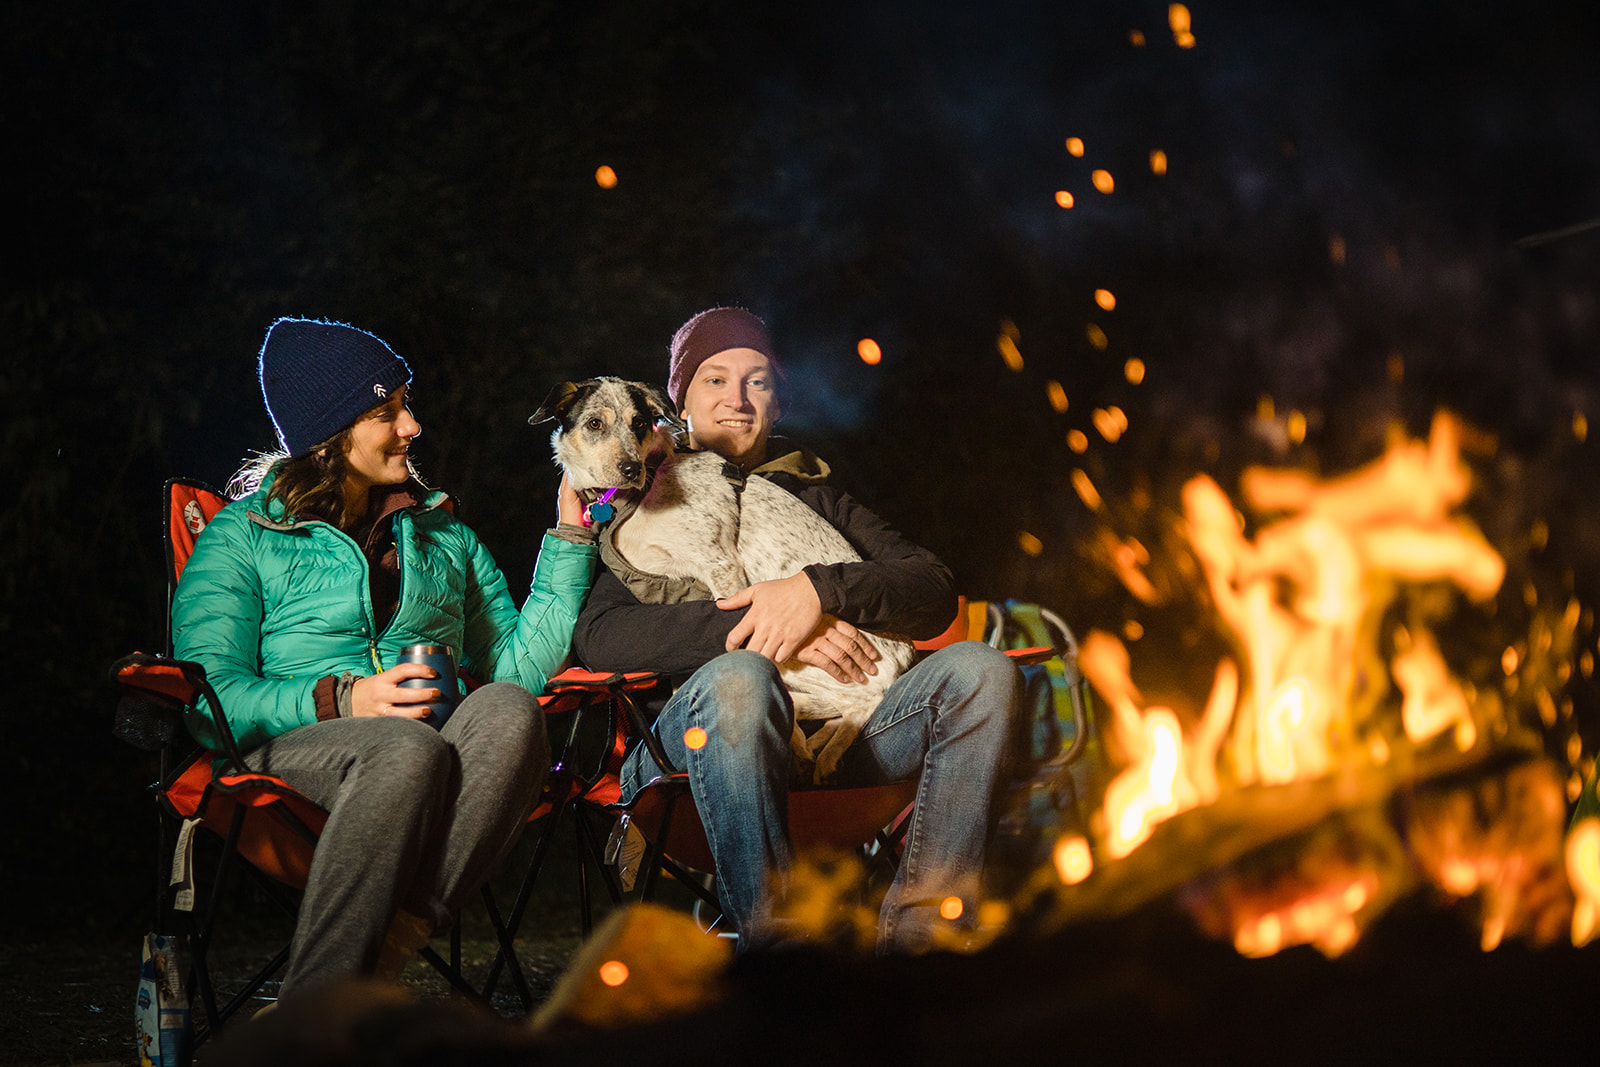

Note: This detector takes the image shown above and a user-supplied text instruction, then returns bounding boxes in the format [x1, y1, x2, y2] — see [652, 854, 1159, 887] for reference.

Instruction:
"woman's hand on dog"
[556, 473, 585, 527]
[350, 663, 439, 718]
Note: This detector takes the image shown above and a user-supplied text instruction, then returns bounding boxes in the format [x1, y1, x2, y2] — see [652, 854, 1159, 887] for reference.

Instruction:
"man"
[573, 306, 1021, 952]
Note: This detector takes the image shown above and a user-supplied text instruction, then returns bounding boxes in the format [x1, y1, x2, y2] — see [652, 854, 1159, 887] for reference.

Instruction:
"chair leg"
[575, 805, 626, 906]
[418, 947, 488, 1004]
[187, 804, 251, 1036]
[210, 942, 289, 1028]
[478, 883, 533, 1011]
[575, 805, 594, 938]
[181, 907, 224, 1045]
[480, 805, 564, 1003]
[637, 791, 680, 901]
[656, 853, 720, 912]
[572, 803, 626, 937]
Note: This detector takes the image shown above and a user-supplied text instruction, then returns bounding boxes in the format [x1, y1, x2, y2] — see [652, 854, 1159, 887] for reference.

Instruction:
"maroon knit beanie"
[667, 307, 784, 409]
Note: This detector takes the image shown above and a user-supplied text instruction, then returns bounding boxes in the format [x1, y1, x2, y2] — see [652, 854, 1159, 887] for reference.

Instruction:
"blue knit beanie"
[258, 318, 413, 457]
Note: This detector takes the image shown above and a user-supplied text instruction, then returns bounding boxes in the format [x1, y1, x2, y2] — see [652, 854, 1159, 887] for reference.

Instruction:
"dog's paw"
[789, 720, 817, 782]
[806, 714, 867, 784]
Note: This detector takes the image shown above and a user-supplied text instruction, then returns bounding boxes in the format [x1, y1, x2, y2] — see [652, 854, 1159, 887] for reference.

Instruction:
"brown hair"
[227, 426, 426, 533]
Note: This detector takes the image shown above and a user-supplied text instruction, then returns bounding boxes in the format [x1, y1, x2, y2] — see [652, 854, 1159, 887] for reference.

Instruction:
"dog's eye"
[585, 416, 604, 432]
[631, 416, 650, 436]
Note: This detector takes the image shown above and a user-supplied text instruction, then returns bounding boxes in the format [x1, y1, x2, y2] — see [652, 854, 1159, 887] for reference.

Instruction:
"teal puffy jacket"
[171, 481, 595, 752]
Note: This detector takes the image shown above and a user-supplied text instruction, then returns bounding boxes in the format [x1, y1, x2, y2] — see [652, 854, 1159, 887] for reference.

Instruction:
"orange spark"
[599, 960, 629, 986]
[1086, 323, 1108, 350]
[684, 726, 708, 750]
[1066, 429, 1089, 454]
[1046, 380, 1069, 413]
[1150, 149, 1168, 174]
[594, 165, 618, 189]
[940, 896, 965, 920]
[1053, 836, 1094, 885]
[1018, 531, 1044, 557]
[1092, 169, 1115, 194]
[857, 338, 882, 365]
[1124, 358, 1146, 384]
[997, 334, 1024, 371]
[1065, 137, 1085, 157]
[1071, 469, 1102, 511]
[1055, 190, 1076, 209]
[1094, 288, 1116, 311]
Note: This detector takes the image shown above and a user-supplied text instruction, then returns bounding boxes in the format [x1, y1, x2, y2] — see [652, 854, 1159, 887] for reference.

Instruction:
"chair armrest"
[542, 667, 678, 779]
[108, 652, 251, 772]
[110, 651, 202, 706]
[1004, 646, 1057, 666]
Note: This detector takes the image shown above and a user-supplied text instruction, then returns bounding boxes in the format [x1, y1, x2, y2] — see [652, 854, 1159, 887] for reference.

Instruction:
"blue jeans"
[618, 641, 1020, 952]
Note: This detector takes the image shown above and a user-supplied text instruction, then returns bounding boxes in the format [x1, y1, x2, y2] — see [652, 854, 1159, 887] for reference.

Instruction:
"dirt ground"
[11, 842, 1600, 1066]
[1, 828, 650, 1066]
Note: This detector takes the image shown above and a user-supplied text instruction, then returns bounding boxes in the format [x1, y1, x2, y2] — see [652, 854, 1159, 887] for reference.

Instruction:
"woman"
[172, 317, 594, 998]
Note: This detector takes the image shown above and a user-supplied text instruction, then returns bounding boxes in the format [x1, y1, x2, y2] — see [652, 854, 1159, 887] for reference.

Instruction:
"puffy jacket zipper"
[367, 512, 409, 671]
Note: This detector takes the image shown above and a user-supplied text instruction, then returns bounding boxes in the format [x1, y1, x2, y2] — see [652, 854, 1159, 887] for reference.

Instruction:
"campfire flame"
[1066, 411, 1587, 957]
[1566, 817, 1600, 946]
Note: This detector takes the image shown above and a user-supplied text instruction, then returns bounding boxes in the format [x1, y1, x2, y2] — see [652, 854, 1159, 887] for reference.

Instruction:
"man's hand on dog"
[719, 574, 879, 683]
[795, 617, 879, 683]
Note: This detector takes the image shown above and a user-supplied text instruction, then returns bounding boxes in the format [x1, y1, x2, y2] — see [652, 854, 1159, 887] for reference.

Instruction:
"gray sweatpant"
[242, 682, 548, 998]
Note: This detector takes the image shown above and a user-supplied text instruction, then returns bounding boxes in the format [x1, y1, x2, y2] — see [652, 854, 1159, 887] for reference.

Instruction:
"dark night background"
[6, 0, 1600, 1003]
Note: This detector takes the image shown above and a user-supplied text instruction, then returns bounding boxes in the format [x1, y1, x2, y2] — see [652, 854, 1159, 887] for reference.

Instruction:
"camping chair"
[474, 665, 667, 1001]
[109, 478, 541, 1045]
[473, 663, 915, 954]
[516, 597, 1063, 947]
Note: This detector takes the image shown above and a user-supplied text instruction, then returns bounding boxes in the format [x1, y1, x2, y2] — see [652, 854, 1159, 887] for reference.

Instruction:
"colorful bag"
[135, 933, 189, 1067]
[984, 599, 1091, 768]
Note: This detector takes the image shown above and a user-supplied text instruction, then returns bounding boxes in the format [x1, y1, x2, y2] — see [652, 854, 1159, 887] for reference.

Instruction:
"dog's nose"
[618, 460, 641, 483]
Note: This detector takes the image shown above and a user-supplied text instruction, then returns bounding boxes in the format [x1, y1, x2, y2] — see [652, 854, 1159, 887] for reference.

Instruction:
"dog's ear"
[642, 383, 686, 433]
[529, 382, 582, 426]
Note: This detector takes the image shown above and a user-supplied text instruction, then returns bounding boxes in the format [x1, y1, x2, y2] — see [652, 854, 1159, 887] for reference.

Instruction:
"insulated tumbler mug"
[396, 644, 459, 728]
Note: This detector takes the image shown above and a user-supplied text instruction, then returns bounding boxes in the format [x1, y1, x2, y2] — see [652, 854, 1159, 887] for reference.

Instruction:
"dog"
[531, 377, 916, 782]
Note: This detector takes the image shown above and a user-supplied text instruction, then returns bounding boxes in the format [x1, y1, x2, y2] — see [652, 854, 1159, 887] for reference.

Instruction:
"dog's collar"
[580, 452, 670, 527]
[581, 487, 619, 527]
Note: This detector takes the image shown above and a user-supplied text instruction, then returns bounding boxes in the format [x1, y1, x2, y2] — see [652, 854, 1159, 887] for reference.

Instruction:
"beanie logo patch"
[373, 383, 389, 397]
